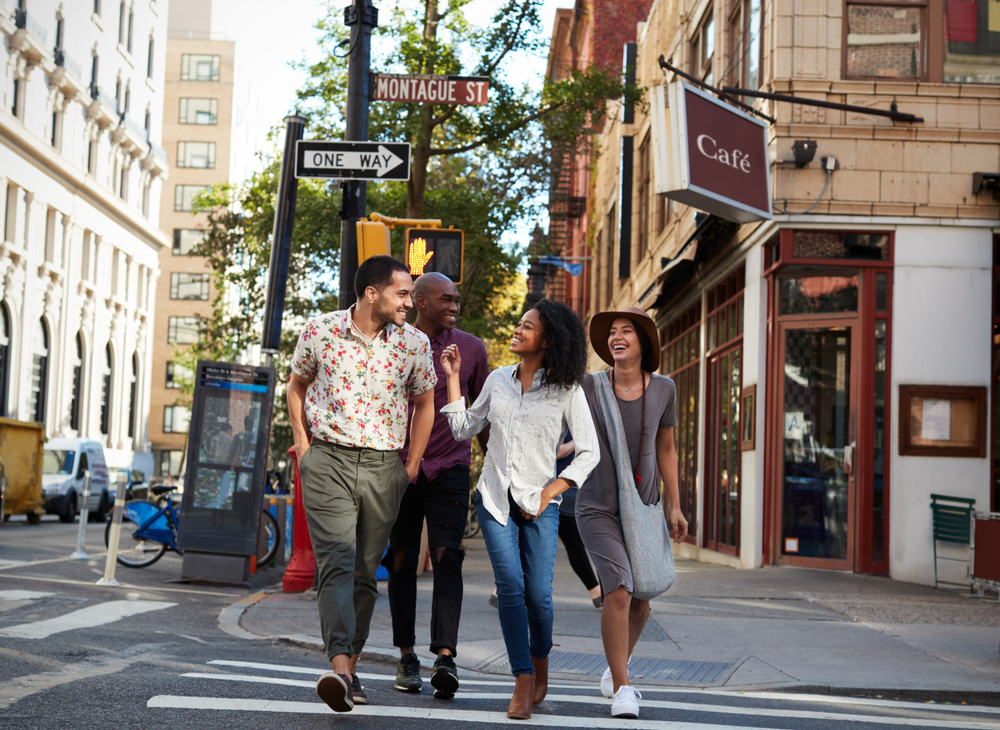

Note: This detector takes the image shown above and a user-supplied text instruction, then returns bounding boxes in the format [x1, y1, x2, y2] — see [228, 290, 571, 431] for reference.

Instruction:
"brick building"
[552, 0, 999, 585]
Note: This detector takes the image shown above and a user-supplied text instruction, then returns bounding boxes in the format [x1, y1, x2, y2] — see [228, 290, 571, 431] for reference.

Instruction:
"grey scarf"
[593, 370, 675, 601]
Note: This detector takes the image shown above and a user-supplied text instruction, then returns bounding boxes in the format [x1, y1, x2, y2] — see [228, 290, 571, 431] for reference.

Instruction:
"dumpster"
[0, 418, 45, 524]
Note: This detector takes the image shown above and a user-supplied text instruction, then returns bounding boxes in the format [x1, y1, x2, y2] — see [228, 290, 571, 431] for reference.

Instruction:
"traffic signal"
[404, 227, 464, 284]
[356, 220, 391, 263]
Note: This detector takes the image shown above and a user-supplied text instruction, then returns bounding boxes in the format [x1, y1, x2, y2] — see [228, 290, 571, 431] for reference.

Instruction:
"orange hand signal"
[408, 237, 434, 275]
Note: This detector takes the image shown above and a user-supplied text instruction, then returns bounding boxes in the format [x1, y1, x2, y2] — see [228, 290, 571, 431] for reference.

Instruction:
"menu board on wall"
[899, 385, 986, 457]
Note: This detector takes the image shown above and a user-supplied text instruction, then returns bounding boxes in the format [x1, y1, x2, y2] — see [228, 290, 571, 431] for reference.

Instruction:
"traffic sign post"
[295, 141, 410, 182]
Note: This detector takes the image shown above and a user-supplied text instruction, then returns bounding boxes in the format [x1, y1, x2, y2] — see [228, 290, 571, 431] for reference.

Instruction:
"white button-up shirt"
[440, 364, 599, 525]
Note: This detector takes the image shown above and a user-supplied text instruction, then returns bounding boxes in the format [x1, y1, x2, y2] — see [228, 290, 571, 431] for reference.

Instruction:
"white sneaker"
[600, 656, 632, 699]
[611, 685, 641, 719]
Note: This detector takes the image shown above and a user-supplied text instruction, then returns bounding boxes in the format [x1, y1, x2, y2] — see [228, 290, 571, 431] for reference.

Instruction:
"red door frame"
[762, 230, 894, 574]
[704, 340, 743, 556]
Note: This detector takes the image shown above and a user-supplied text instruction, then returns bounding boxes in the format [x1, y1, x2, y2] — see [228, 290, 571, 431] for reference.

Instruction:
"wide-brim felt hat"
[590, 306, 661, 372]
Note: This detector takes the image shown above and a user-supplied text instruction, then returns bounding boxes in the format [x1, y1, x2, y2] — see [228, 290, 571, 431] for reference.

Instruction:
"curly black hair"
[533, 299, 588, 389]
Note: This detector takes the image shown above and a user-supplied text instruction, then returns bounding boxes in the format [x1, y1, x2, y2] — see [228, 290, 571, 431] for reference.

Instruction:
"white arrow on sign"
[301, 145, 405, 177]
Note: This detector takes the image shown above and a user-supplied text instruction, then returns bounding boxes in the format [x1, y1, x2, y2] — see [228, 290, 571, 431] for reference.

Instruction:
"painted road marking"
[202, 661, 1000, 716]
[149, 695, 1000, 729]
[0, 600, 175, 639]
[178, 673, 1000, 730]
[0, 590, 54, 601]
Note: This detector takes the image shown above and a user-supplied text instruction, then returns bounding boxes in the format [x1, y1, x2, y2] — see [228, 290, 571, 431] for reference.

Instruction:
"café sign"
[650, 81, 772, 223]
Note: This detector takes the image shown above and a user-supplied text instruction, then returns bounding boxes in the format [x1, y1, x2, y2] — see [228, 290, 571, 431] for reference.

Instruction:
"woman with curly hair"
[440, 299, 599, 720]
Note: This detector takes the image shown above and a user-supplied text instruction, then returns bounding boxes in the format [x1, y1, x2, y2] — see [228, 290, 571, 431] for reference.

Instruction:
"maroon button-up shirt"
[399, 327, 489, 482]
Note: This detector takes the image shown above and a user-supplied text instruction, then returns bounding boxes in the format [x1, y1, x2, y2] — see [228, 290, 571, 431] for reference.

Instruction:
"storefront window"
[780, 275, 859, 315]
[663, 301, 702, 540]
[944, 0, 1000, 84]
[872, 320, 887, 562]
[705, 267, 745, 555]
[792, 231, 888, 261]
[993, 236, 1000, 511]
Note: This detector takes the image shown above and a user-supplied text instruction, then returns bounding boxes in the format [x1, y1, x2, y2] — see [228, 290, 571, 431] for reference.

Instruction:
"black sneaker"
[316, 672, 353, 713]
[394, 652, 423, 693]
[350, 673, 367, 705]
[430, 654, 459, 699]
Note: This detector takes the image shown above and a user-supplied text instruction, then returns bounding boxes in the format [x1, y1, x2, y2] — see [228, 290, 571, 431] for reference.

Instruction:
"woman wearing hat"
[576, 307, 689, 719]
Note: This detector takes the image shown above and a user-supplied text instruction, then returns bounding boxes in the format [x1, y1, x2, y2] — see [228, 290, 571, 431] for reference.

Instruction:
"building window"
[28, 319, 49, 424]
[728, 0, 761, 88]
[50, 109, 62, 149]
[691, 8, 715, 84]
[94, 0, 101, 15]
[118, 1, 126, 45]
[147, 36, 154, 79]
[173, 228, 206, 255]
[100, 344, 112, 436]
[845, 1, 922, 79]
[119, 165, 128, 201]
[55, 16, 64, 52]
[127, 353, 137, 439]
[178, 98, 218, 125]
[166, 361, 192, 389]
[180, 54, 221, 81]
[126, 6, 134, 53]
[170, 272, 210, 300]
[176, 141, 216, 169]
[945, 0, 1000, 83]
[167, 316, 202, 344]
[70, 332, 84, 432]
[704, 266, 745, 556]
[0, 305, 10, 418]
[158, 449, 183, 477]
[90, 53, 99, 87]
[174, 185, 210, 212]
[87, 139, 97, 175]
[11, 78, 22, 119]
[663, 301, 702, 541]
[637, 135, 650, 260]
[163, 405, 191, 434]
[604, 206, 616, 308]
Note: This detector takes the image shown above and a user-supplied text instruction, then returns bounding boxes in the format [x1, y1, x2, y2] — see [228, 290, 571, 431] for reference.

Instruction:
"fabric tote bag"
[593, 371, 675, 601]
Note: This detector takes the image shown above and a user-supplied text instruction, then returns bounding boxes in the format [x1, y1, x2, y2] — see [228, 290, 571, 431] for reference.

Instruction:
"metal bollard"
[70, 470, 92, 559]
[97, 474, 127, 586]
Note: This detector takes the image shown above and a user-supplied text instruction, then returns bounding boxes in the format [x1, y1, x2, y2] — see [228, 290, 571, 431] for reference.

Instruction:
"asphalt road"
[2, 516, 999, 730]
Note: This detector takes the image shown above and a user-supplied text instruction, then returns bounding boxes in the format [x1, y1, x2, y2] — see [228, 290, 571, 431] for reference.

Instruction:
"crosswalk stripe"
[0, 600, 175, 639]
[178, 673, 1000, 730]
[0, 590, 54, 600]
[145, 694, 829, 729]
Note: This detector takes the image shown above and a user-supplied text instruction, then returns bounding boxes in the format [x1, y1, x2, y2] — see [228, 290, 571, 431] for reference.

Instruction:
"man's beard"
[373, 298, 402, 327]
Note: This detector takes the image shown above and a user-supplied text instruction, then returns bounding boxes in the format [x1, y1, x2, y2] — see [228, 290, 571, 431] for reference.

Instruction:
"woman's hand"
[667, 505, 689, 543]
[441, 344, 462, 377]
[520, 480, 568, 520]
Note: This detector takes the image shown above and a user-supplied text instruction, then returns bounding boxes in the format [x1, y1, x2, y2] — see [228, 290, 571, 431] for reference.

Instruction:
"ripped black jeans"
[383, 465, 469, 656]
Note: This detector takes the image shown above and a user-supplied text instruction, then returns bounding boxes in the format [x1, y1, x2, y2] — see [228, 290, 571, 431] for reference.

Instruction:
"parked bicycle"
[103, 484, 280, 568]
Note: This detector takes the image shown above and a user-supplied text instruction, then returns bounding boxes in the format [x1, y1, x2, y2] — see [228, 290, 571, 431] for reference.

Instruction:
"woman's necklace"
[610, 368, 647, 483]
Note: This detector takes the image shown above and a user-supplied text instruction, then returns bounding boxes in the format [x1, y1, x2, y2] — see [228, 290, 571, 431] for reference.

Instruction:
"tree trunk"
[406, 0, 439, 220]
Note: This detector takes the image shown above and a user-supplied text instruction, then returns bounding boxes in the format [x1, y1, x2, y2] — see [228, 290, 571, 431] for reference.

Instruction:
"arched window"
[0, 305, 10, 418]
[127, 352, 138, 439]
[28, 319, 49, 424]
[69, 333, 84, 431]
[100, 344, 112, 436]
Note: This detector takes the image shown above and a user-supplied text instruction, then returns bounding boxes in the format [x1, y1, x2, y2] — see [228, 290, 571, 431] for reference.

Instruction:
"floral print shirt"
[291, 307, 437, 450]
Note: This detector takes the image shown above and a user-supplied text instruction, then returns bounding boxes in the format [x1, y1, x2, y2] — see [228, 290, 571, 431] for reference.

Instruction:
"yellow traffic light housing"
[356, 220, 391, 263]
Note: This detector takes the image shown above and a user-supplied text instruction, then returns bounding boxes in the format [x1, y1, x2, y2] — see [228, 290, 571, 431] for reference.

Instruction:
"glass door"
[776, 320, 859, 570]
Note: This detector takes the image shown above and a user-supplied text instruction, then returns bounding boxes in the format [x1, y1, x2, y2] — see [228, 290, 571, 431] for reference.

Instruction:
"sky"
[218, 0, 573, 169]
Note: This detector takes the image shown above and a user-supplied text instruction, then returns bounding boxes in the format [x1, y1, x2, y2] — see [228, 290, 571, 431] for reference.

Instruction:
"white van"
[42, 439, 110, 523]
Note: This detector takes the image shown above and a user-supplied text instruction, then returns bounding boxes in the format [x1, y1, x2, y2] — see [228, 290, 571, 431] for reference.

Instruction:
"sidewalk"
[239, 533, 1000, 698]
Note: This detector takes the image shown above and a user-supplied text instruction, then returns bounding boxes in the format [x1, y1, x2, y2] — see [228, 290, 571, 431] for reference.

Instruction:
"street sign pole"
[261, 114, 306, 367]
[339, 0, 378, 311]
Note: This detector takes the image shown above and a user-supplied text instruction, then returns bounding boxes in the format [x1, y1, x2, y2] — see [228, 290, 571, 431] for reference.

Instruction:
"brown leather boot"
[531, 656, 548, 706]
[506, 673, 535, 720]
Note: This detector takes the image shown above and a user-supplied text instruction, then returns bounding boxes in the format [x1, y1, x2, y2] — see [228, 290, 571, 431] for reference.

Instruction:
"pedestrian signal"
[405, 228, 463, 284]
[356, 221, 391, 263]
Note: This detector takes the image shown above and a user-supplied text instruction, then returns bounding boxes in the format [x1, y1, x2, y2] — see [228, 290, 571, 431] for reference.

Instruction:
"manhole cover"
[494, 652, 733, 685]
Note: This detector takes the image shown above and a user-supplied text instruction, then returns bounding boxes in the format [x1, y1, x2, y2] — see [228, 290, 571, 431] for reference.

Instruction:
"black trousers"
[558, 512, 600, 591]
[383, 465, 469, 656]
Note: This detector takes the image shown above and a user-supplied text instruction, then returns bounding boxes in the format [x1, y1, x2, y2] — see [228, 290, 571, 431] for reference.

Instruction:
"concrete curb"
[217, 590, 276, 640]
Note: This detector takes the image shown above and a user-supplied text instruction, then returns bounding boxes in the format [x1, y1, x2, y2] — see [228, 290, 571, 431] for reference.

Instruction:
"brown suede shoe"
[531, 657, 548, 706]
[506, 673, 535, 720]
[316, 672, 353, 713]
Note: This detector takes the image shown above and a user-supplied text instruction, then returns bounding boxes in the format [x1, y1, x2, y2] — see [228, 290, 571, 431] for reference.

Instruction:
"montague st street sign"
[294, 140, 411, 182]
[373, 74, 490, 105]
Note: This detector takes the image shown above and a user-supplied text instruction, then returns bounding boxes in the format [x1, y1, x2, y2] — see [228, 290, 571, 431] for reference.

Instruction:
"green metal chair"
[930, 494, 975, 589]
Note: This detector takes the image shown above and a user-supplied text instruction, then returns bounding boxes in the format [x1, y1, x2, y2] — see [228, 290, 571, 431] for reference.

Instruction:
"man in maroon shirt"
[383, 272, 489, 700]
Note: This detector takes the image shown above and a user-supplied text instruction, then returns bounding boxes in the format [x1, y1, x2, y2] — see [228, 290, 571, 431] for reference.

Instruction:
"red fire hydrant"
[282, 445, 315, 592]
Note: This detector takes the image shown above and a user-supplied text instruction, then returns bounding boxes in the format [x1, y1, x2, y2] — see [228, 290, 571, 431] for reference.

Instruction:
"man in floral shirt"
[287, 255, 436, 713]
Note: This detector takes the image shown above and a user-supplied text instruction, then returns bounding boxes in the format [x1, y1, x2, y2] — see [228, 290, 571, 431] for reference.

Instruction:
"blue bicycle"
[103, 484, 280, 568]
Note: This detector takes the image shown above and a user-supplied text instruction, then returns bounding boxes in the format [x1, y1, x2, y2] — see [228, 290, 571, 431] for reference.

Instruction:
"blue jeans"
[476, 490, 560, 676]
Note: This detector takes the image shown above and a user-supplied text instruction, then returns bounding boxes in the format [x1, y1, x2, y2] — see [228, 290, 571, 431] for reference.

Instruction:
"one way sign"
[294, 141, 411, 182]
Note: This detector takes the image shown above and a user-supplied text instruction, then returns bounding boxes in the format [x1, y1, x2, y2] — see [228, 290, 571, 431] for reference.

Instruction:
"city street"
[2, 517, 1000, 730]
